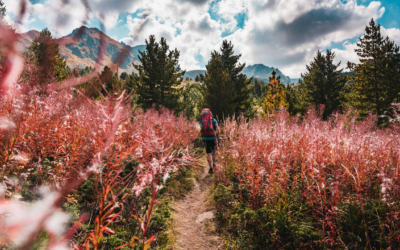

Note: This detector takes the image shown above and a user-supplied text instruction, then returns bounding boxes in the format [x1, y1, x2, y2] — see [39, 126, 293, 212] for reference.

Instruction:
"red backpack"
[200, 108, 215, 137]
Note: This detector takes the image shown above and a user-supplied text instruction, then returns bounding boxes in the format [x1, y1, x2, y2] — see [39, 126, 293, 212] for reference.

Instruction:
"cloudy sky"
[3, 0, 400, 78]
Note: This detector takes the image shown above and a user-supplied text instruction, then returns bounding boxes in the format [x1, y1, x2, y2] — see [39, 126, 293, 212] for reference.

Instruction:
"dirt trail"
[172, 159, 221, 250]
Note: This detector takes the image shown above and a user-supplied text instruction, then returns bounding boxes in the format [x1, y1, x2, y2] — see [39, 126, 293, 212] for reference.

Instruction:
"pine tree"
[195, 75, 200, 82]
[263, 70, 288, 116]
[133, 35, 185, 111]
[300, 50, 346, 119]
[28, 28, 69, 83]
[347, 18, 400, 124]
[120, 72, 128, 81]
[284, 84, 301, 115]
[219, 40, 254, 116]
[253, 79, 263, 97]
[199, 53, 236, 119]
[100, 66, 117, 93]
[200, 40, 253, 119]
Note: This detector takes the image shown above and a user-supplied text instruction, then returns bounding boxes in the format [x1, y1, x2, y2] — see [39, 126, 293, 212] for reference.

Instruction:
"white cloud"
[328, 25, 400, 73]
[4, 0, 395, 77]
[331, 41, 360, 68]
[3, 0, 89, 36]
[226, 0, 385, 77]
[118, 0, 222, 70]
[382, 27, 400, 45]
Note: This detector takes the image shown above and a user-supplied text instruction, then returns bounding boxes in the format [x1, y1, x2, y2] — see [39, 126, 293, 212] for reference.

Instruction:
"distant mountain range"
[18, 27, 293, 82]
[184, 64, 292, 84]
[18, 26, 144, 73]
[183, 70, 206, 80]
[242, 64, 291, 84]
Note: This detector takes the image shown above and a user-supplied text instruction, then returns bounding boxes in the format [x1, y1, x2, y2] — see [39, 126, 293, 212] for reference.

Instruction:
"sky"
[3, 0, 400, 78]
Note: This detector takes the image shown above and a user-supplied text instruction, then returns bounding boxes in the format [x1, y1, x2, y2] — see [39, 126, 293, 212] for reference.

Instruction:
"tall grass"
[0, 21, 199, 249]
[214, 107, 400, 249]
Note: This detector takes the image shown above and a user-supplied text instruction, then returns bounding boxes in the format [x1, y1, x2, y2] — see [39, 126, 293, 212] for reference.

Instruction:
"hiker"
[200, 108, 220, 174]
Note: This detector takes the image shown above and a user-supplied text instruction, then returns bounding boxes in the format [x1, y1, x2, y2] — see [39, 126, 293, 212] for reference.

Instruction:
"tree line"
[253, 19, 400, 125]
[4, 10, 400, 124]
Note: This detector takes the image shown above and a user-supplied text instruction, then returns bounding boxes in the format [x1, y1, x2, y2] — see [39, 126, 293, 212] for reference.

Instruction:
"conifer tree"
[263, 70, 288, 116]
[253, 79, 263, 97]
[120, 72, 128, 81]
[28, 28, 69, 83]
[300, 50, 346, 119]
[133, 35, 185, 111]
[200, 40, 253, 119]
[99, 66, 117, 93]
[347, 18, 400, 124]
[284, 84, 301, 115]
[219, 40, 254, 116]
[195, 75, 200, 82]
[199, 53, 236, 119]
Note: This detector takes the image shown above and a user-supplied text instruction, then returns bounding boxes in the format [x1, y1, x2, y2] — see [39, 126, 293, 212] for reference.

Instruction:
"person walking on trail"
[200, 108, 220, 174]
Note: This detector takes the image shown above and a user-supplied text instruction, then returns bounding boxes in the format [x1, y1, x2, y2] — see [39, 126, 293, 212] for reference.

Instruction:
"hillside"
[242, 64, 291, 84]
[18, 30, 40, 50]
[183, 70, 206, 80]
[19, 26, 144, 73]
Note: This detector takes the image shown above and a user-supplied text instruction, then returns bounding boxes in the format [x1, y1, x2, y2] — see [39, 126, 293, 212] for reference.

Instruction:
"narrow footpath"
[172, 159, 221, 249]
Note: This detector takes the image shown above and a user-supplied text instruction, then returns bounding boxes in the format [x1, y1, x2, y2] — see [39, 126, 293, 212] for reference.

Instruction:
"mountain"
[242, 64, 291, 84]
[290, 78, 302, 84]
[18, 30, 40, 50]
[19, 26, 144, 73]
[18, 28, 292, 81]
[183, 70, 206, 80]
[342, 71, 356, 77]
[184, 65, 292, 84]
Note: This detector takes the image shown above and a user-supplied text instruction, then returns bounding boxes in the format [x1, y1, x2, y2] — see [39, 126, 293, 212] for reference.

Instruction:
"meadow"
[0, 54, 201, 249]
[1, 1, 400, 248]
[212, 108, 400, 249]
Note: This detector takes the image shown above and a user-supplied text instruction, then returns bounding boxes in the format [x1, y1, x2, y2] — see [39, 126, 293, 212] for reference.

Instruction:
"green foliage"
[250, 79, 267, 107]
[199, 40, 254, 120]
[337, 200, 399, 249]
[284, 84, 301, 115]
[0, 0, 6, 20]
[133, 35, 185, 111]
[28, 28, 71, 83]
[213, 184, 321, 249]
[180, 83, 202, 119]
[253, 79, 264, 98]
[99, 65, 117, 93]
[120, 71, 128, 80]
[299, 50, 347, 119]
[263, 70, 288, 116]
[199, 54, 236, 120]
[212, 178, 399, 249]
[347, 18, 400, 124]
[194, 75, 200, 82]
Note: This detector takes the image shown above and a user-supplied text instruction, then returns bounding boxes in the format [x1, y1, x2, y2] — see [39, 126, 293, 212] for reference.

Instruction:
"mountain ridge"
[184, 64, 292, 84]
[242, 64, 291, 84]
[18, 27, 292, 81]
[18, 26, 144, 73]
